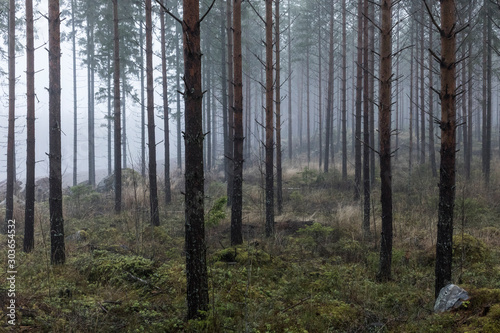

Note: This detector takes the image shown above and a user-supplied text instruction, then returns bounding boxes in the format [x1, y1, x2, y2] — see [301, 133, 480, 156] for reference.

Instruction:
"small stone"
[434, 284, 469, 313]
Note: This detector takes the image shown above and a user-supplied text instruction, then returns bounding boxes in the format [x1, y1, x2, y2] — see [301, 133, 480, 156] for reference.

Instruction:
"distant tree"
[24, 0, 35, 253]
[113, 0, 122, 214]
[354, 0, 363, 201]
[362, 0, 371, 239]
[432, 0, 458, 298]
[49, 0, 65, 265]
[481, 0, 492, 185]
[226, 0, 234, 206]
[287, 0, 293, 161]
[275, 0, 283, 216]
[182, 0, 209, 319]
[160, 0, 171, 205]
[428, 7, 438, 178]
[341, 0, 347, 180]
[4, 0, 15, 234]
[377, 0, 393, 282]
[71, 0, 78, 186]
[231, 0, 243, 246]
[324, 3, 334, 174]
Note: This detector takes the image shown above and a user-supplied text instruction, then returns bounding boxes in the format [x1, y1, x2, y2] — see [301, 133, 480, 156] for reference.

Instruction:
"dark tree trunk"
[377, 0, 393, 282]
[226, 0, 234, 206]
[183, 0, 209, 319]
[341, 0, 347, 180]
[409, 23, 414, 175]
[318, 9, 322, 170]
[107, 56, 112, 177]
[24, 0, 35, 253]
[306, 37, 311, 165]
[220, 9, 228, 180]
[49, 0, 65, 265]
[354, 0, 363, 201]
[429, 13, 437, 178]
[122, 78, 127, 169]
[113, 0, 122, 214]
[420, 5, 426, 165]
[435, 0, 457, 298]
[206, 42, 212, 172]
[176, 8, 182, 171]
[87, 14, 95, 187]
[368, 0, 375, 185]
[146, 0, 159, 226]
[324, 7, 334, 173]
[482, 1, 492, 185]
[231, 0, 243, 246]
[288, 0, 293, 160]
[466, 41, 472, 180]
[275, 0, 283, 216]
[140, 16, 146, 177]
[160, 0, 171, 205]
[4, 0, 15, 234]
[362, 0, 371, 239]
[265, 0, 274, 237]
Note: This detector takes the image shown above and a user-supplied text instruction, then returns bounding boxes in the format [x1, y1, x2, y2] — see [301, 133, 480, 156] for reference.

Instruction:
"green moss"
[453, 234, 489, 264]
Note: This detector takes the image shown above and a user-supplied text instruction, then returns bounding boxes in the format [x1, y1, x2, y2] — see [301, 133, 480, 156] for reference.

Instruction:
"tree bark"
[113, 0, 122, 214]
[435, 0, 457, 298]
[49, 0, 65, 265]
[275, 0, 283, 216]
[160, 0, 171, 205]
[146, 0, 159, 226]
[265, 0, 274, 237]
[24, 0, 35, 252]
[363, 0, 371, 239]
[429, 13, 437, 177]
[72, 0, 78, 185]
[324, 6, 334, 174]
[377, 0, 393, 282]
[354, 0, 363, 201]
[231, 0, 244, 246]
[287, 0, 292, 160]
[341, 0, 347, 180]
[226, 0, 234, 206]
[183, 0, 209, 318]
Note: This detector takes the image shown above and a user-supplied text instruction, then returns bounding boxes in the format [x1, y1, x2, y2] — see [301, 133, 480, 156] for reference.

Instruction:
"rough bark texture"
[377, 0, 393, 282]
[265, 0, 274, 237]
[362, 0, 371, 239]
[287, 0, 292, 160]
[275, 0, 283, 216]
[113, 0, 122, 214]
[354, 0, 363, 201]
[24, 0, 35, 253]
[435, 0, 457, 298]
[49, 0, 65, 265]
[231, 0, 243, 246]
[226, 0, 234, 206]
[146, 0, 159, 226]
[183, 0, 209, 319]
[160, 0, 171, 205]
[429, 13, 437, 178]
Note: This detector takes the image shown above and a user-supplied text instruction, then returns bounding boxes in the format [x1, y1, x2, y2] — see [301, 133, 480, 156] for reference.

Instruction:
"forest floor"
[1, 157, 500, 332]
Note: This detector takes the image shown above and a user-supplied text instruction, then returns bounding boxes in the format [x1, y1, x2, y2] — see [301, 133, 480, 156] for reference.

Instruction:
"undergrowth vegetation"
[1, 158, 500, 332]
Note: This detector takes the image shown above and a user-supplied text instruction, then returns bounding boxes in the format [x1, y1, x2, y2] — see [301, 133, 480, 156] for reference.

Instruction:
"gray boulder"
[434, 284, 469, 313]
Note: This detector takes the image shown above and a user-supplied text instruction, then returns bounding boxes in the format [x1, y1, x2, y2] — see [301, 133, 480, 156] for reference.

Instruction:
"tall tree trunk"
[122, 78, 127, 169]
[362, 0, 371, 239]
[183, 0, 209, 319]
[265, 0, 274, 237]
[275, 0, 283, 216]
[231, 0, 243, 246]
[377, 0, 393, 282]
[324, 7, 334, 174]
[354, 0, 363, 201]
[420, 5, 426, 165]
[160, 0, 171, 205]
[113, 0, 122, 214]
[435, 0, 457, 298]
[206, 42, 212, 171]
[220, 11, 228, 180]
[107, 55, 112, 177]
[141, 16, 146, 177]
[146, 0, 159, 226]
[4, 0, 15, 234]
[341, 0, 347, 180]
[429, 13, 437, 177]
[409, 23, 414, 175]
[87, 15, 95, 187]
[287, 0, 292, 160]
[24, 0, 35, 253]
[72, 0, 78, 185]
[176, 9, 182, 171]
[318, 9, 322, 170]
[482, 1, 492, 185]
[368, 0, 375, 185]
[466, 41, 472, 180]
[226, 0, 234, 206]
[306, 37, 311, 165]
[49, 0, 65, 265]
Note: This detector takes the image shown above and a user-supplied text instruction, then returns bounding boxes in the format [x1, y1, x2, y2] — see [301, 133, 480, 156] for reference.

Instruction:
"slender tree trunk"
[140, 17, 146, 177]
[324, 8, 334, 174]
[435, 0, 457, 298]
[107, 56, 112, 177]
[160, 0, 171, 205]
[87, 16, 95, 187]
[4, 0, 16, 234]
[113, 0, 122, 214]
[226, 0, 234, 206]
[24, 0, 35, 252]
[265, 0, 274, 237]
[368, 0, 375, 185]
[206, 42, 212, 171]
[220, 11, 228, 180]
[176, 9, 182, 171]
[49, 0, 65, 265]
[354, 0, 363, 201]
[72, 0, 78, 186]
[362, 0, 371, 239]
[482, 1, 492, 185]
[466, 41, 472, 180]
[409, 23, 414, 175]
[145, 0, 159, 226]
[341, 0, 347, 180]
[377, 0, 393, 282]
[287, 0, 292, 160]
[395, 4, 400, 162]
[122, 78, 127, 169]
[420, 5, 426, 165]
[306, 38, 311, 165]
[318, 8, 323, 170]
[275, 0, 283, 216]
[183, 0, 209, 318]
[231, 0, 244, 245]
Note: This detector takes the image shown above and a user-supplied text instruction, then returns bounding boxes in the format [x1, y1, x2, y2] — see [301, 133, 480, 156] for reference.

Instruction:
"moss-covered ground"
[1, 160, 500, 332]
